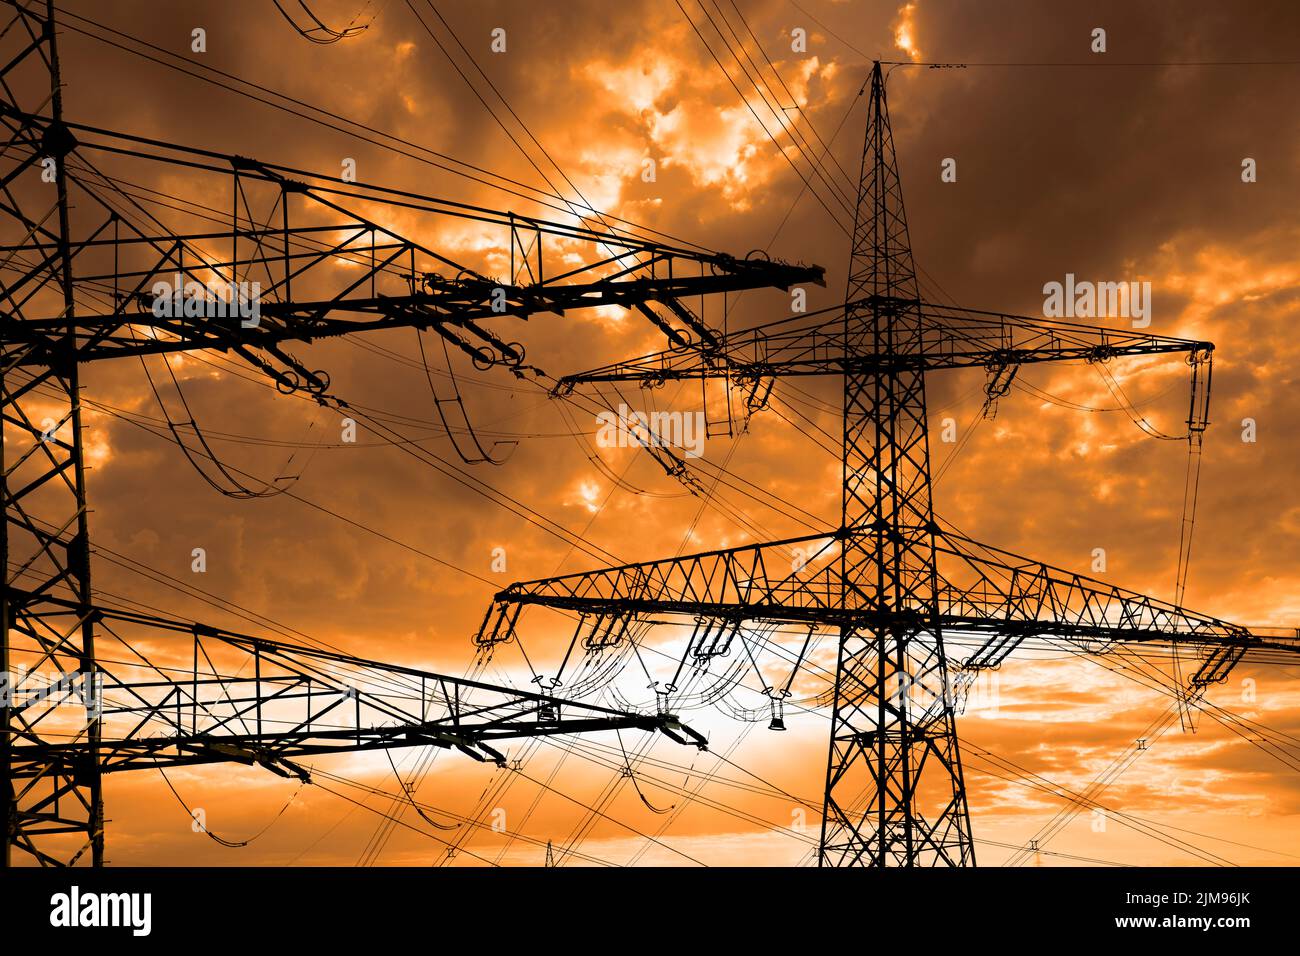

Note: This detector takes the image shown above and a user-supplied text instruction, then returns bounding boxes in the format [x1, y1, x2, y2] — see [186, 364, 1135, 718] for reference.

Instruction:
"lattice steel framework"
[1, 1, 810, 865]
[476, 62, 1300, 866]
[826, 59, 970, 866]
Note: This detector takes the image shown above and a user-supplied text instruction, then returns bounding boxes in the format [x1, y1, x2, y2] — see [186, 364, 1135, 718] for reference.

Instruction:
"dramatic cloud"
[32, 0, 1300, 865]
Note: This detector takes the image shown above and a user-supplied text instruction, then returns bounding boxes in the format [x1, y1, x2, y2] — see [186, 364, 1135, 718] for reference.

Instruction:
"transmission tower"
[476, 61, 1300, 866]
[1, 0, 821, 866]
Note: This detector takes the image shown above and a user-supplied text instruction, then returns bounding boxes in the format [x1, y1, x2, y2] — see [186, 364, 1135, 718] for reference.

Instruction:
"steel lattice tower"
[475, 61, 1300, 866]
[1, 0, 816, 866]
[825, 62, 973, 866]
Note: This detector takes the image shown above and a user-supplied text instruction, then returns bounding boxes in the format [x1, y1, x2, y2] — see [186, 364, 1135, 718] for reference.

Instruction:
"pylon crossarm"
[475, 522, 1288, 672]
[917, 302, 1210, 368]
[556, 297, 1210, 387]
[477, 533, 844, 647]
[6, 595, 704, 780]
[0, 107, 823, 372]
[932, 531, 1293, 681]
[14, 714, 681, 777]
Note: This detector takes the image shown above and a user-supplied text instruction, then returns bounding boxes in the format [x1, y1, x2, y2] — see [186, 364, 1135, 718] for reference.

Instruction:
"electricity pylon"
[0, 0, 816, 866]
[476, 61, 1300, 866]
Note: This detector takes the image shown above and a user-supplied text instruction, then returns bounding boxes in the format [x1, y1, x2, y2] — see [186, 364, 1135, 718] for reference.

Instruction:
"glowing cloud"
[893, 2, 922, 61]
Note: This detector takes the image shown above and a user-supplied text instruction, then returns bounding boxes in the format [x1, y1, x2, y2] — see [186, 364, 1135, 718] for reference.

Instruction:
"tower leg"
[820, 623, 974, 866]
[2, 1, 103, 866]
[1, 355, 104, 868]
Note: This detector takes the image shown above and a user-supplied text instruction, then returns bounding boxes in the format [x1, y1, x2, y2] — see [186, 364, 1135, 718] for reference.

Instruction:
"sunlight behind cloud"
[893, 2, 922, 61]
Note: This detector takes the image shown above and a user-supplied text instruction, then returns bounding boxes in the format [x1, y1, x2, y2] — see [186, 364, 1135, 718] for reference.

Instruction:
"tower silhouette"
[0, 0, 807, 866]
[475, 62, 1300, 866]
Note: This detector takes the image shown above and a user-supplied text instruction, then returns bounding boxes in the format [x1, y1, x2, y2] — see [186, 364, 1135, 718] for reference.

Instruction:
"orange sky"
[22, 0, 1300, 867]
